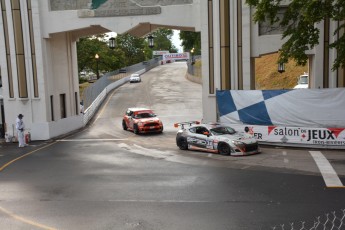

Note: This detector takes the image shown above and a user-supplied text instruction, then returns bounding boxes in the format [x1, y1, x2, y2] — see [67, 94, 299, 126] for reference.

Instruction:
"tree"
[151, 29, 178, 53]
[246, 0, 345, 70]
[116, 33, 147, 66]
[179, 31, 201, 54]
[76, 29, 179, 78]
[77, 34, 123, 74]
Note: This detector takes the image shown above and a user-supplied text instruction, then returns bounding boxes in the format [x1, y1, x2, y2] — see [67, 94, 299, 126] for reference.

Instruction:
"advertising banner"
[153, 50, 170, 55]
[216, 88, 345, 148]
[216, 88, 345, 128]
[227, 124, 345, 148]
[163, 52, 190, 61]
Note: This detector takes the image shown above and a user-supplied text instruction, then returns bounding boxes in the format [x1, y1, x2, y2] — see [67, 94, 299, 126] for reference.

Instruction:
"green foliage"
[246, 0, 345, 70]
[77, 35, 118, 74]
[76, 28, 180, 75]
[151, 29, 178, 53]
[77, 33, 147, 74]
[179, 31, 201, 54]
[79, 77, 88, 84]
[116, 33, 147, 66]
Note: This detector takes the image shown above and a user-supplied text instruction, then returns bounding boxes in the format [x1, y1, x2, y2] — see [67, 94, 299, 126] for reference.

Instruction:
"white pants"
[17, 130, 25, 147]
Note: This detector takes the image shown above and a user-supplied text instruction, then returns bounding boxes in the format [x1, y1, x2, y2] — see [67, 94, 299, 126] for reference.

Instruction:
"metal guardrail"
[271, 209, 345, 230]
[82, 57, 161, 125]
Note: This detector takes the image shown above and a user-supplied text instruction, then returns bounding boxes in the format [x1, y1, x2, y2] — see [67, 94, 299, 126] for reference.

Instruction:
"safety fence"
[82, 57, 161, 125]
[187, 54, 201, 76]
[271, 209, 345, 230]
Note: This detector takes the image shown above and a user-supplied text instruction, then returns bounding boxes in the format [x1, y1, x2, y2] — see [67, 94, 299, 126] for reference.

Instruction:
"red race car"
[122, 108, 163, 134]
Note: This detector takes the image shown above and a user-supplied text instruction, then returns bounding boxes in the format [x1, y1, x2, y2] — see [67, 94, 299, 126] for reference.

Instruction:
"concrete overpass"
[0, 0, 200, 140]
[0, 0, 343, 141]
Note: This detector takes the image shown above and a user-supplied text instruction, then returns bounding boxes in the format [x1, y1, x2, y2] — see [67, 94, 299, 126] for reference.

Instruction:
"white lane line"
[57, 139, 127, 142]
[309, 151, 344, 187]
[108, 199, 212, 203]
[282, 151, 289, 163]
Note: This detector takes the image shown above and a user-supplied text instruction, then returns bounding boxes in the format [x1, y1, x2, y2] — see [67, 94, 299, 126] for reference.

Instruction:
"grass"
[79, 82, 90, 102]
[192, 53, 308, 89]
[255, 53, 308, 89]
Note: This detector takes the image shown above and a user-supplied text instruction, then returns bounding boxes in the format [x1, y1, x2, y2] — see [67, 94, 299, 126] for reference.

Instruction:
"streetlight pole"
[109, 37, 116, 71]
[191, 47, 195, 65]
[278, 62, 285, 73]
[148, 34, 154, 49]
[95, 53, 100, 79]
[109, 37, 116, 50]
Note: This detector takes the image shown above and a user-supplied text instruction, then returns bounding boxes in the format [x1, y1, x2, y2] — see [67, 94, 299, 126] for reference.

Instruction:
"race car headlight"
[232, 140, 245, 147]
[138, 122, 143, 126]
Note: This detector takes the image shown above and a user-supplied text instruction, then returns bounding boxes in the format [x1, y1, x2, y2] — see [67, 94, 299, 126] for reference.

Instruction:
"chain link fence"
[187, 54, 201, 76]
[271, 209, 345, 230]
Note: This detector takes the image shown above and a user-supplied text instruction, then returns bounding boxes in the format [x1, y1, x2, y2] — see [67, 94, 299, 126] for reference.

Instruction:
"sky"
[172, 30, 183, 52]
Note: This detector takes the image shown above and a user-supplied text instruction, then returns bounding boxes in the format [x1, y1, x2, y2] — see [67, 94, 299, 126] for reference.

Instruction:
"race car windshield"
[134, 113, 156, 118]
[210, 126, 236, 135]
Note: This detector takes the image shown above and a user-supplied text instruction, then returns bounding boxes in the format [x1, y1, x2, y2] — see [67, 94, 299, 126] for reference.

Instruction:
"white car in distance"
[293, 74, 308, 89]
[129, 74, 141, 83]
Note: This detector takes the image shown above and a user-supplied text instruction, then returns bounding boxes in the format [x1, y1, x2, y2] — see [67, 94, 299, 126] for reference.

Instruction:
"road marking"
[94, 88, 117, 123]
[309, 151, 344, 187]
[57, 138, 127, 142]
[0, 142, 56, 172]
[0, 206, 56, 230]
[108, 199, 212, 203]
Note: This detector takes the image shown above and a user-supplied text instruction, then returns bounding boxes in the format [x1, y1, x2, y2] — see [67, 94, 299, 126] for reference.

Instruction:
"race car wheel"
[218, 142, 231, 155]
[133, 124, 139, 134]
[177, 137, 188, 150]
[122, 120, 127, 130]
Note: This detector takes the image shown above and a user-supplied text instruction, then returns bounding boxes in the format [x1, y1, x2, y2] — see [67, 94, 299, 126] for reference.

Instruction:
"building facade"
[200, 0, 345, 122]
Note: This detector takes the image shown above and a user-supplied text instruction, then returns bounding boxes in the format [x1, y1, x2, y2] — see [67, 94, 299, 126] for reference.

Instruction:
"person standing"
[80, 101, 84, 114]
[16, 114, 26, 147]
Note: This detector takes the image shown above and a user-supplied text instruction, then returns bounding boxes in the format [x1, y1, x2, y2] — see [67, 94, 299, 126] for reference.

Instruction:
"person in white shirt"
[16, 114, 26, 147]
[80, 101, 84, 114]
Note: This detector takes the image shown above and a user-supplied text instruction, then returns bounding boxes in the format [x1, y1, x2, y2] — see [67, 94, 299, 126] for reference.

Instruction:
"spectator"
[80, 101, 84, 114]
[16, 114, 27, 147]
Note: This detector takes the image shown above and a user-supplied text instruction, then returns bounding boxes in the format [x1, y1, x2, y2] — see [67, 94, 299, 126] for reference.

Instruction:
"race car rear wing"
[174, 121, 200, 129]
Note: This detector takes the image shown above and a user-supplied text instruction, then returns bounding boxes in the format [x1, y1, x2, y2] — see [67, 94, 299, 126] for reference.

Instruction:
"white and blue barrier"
[216, 88, 345, 149]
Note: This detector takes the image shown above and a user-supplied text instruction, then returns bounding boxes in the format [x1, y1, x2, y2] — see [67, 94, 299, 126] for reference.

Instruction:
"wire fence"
[82, 57, 161, 109]
[271, 209, 345, 230]
[187, 54, 201, 76]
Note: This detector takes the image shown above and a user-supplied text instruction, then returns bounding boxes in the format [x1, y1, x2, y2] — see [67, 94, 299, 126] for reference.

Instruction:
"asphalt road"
[0, 62, 344, 230]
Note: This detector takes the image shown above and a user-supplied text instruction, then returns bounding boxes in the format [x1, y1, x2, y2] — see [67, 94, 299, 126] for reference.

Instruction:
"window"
[210, 126, 236, 135]
[60, 94, 66, 118]
[50, 95, 54, 121]
[195, 126, 209, 135]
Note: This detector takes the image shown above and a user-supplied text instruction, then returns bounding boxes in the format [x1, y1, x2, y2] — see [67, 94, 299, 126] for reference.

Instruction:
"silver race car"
[175, 122, 260, 156]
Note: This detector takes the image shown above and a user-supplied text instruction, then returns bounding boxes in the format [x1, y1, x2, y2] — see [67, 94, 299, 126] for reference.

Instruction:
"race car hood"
[135, 117, 160, 123]
[216, 133, 256, 144]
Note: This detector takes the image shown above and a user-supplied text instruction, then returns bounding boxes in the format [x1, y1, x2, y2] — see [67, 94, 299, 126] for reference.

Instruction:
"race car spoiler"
[174, 121, 200, 129]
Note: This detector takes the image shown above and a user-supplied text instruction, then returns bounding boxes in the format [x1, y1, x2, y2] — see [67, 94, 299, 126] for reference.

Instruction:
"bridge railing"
[82, 57, 161, 125]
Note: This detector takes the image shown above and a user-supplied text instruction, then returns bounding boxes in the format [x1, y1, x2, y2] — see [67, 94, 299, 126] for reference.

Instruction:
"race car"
[129, 73, 141, 83]
[175, 122, 260, 156]
[122, 108, 163, 134]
